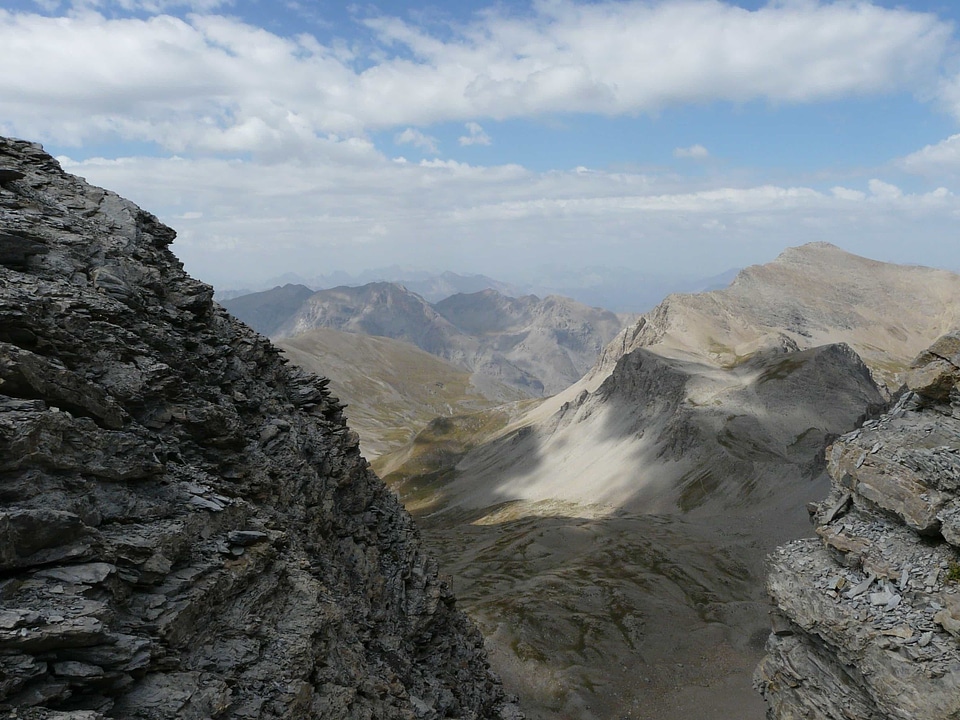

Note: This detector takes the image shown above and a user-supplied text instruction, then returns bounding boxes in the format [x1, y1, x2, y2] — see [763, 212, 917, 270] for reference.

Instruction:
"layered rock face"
[756, 333, 960, 718]
[0, 137, 517, 719]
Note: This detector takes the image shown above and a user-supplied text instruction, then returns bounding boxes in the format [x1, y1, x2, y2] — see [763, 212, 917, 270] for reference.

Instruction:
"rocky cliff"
[756, 333, 960, 718]
[0, 137, 518, 719]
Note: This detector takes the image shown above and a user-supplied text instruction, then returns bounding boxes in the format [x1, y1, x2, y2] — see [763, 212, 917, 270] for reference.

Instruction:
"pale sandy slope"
[591, 241, 960, 390]
[430, 242, 960, 513]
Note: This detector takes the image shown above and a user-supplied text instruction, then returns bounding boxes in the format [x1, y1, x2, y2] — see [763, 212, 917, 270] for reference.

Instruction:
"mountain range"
[216, 265, 741, 313]
[374, 242, 960, 719]
[6, 133, 960, 720]
[224, 282, 628, 398]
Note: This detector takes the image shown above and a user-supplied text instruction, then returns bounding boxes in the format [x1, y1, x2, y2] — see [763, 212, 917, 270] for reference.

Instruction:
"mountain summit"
[591, 241, 960, 391]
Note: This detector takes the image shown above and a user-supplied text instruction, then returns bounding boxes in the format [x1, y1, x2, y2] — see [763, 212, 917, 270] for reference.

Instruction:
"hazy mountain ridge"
[226, 281, 625, 397]
[218, 283, 314, 336]
[216, 265, 744, 314]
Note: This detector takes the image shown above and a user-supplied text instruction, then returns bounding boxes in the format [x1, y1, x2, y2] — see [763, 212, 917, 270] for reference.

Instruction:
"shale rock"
[0, 137, 518, 719]
[756, 335, 960, 719]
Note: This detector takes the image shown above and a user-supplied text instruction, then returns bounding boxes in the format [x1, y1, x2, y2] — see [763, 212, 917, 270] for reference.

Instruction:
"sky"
[3, 0, 960, 293]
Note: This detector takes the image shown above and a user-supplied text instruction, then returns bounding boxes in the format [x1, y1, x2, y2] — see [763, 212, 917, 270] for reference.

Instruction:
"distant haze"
[216, 267, 741, 313]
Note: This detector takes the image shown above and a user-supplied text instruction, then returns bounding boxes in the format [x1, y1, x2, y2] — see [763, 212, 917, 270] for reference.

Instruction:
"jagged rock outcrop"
[0, 137, 518, 719]
[756, 332, 960, 719]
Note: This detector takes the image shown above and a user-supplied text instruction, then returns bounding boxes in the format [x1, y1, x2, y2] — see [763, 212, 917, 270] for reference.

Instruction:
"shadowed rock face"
[756, 332, 960, 719]
[0, 138, 518, 720]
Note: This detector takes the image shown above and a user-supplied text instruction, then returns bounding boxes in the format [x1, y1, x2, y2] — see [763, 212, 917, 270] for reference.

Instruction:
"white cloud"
[831, 186, 866, 201]
[395, 128, 439, 154]
[869, 179, 903, 200]
[459, 121, 492, 146]
[56, 149, 960, 291]
[673, 144, 709, 159]
[0, 1, 950, 155]
[900, 134, 960, 175]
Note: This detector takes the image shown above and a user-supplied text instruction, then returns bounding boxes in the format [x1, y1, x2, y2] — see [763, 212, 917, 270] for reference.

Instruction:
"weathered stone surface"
[757, 338, 960, 719]
[0, 136, 517, 719]
[906, 358, 959, 401]
[0, 167, 25, 182]
[912, 332, 960, 370]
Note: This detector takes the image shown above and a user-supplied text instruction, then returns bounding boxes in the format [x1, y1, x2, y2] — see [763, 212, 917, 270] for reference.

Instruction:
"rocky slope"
[377, 339, 888, 719]
[756, 334, 960, 719]
[399, 340, 885, 515]
[0, 137, 518, 719]
[227, 282, 624, 398]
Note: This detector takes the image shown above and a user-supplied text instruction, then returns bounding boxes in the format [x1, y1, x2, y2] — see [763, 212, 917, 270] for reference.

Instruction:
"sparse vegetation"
[946, 561, 960, 584]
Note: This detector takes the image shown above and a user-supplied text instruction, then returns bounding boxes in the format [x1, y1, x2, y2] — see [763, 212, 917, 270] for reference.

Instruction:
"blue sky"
[4, 0, 960, 292]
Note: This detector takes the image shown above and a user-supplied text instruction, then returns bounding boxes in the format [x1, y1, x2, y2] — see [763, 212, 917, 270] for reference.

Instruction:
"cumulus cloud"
[869, 179, 903, 200]
[0, 1, 951, 155]
[673, 144, 709, 159]
[395, 128, 440, 154]
[899, 134, 960, 175]
[459, 122, 492, 146]
[831, 186, 867, 201]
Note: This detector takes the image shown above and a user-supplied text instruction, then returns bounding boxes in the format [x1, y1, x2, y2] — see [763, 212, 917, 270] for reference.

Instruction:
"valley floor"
[404, 493, 826, 720]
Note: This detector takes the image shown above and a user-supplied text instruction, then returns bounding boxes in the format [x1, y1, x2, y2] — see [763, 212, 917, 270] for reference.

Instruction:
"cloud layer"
[0, 1, 952, 155]
[61, 148, 959, 290]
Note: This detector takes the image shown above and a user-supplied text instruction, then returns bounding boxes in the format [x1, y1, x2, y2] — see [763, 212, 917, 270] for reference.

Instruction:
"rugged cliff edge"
[756, 333, 960, 718]
[0, 137, 518, 719]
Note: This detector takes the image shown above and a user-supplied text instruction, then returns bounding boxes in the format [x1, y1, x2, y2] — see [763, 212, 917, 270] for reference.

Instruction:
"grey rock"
[227, 530, 268, 546]
[35, 562, 115, 585]
[757, 333, 960, 719]
[0, 167, 25, 182]
[0, 137, 518, 719]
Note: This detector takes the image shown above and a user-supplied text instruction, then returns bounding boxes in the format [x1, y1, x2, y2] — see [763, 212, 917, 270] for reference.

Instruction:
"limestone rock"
[0, 136, 518, 719]
[906, 359, 959, 402]
[757, 335, 960, 719]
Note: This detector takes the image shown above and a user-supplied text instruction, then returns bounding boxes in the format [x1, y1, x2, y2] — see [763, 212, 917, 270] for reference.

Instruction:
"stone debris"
[756, 333, 960, 719]
[0, 137, 519, 719]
